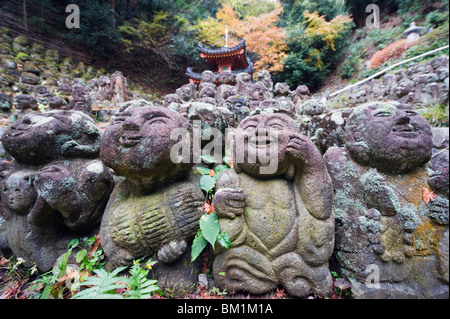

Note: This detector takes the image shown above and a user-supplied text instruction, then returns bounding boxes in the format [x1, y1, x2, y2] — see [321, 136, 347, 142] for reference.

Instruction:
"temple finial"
[225, 21, 229, 47]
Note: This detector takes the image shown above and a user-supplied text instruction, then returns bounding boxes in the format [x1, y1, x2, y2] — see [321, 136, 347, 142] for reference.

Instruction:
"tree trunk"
[111, 0, 115, 27]
[23, 0, 28, 31]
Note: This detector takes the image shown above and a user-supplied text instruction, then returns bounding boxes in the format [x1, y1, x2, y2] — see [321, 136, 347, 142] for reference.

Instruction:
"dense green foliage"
[8, 0, 449, 92]
[279, 1, 354, 90]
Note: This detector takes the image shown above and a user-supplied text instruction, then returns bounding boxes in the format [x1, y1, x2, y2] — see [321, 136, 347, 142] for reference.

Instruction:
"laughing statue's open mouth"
[7, 126, 30, 137]
[119, 133, 142, 147]
[392, 124, 419, 138]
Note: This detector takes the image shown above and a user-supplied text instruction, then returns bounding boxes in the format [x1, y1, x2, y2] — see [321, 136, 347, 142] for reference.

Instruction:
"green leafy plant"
[191, 155, 232, 262]
[121, 259, 160, 299]
[26, 235, 107, 299]
[71, 258, 160, 299]
[15, 52, 30, 61]
[28, 242, 76, 299]
[70, 267, 128, 299]
[25, 234, 161, 299]
[73, 236, 106, 272]
[331, 271, 352, 299]
[418, 103, 449, 127]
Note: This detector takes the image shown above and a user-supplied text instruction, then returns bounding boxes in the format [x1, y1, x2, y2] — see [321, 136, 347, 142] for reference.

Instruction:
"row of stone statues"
[163, 70, 313, 127]
[0, 91, 448, 298]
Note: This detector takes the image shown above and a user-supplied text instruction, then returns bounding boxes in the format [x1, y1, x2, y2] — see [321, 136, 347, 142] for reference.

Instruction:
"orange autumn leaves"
[422, 187, 437, 205]
[196, 3, 354, 74]
[368, 39, 418, 69]
[196, 3, 287, 73]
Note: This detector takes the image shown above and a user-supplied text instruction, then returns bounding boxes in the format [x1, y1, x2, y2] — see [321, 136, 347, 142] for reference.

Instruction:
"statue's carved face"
[176, 84, 195, 101]
[248, 83, 270, 101]
[221, 86, 237, 100]
[259, 99, 285, 112]
[295, 85, 310, 96]
[218, 71, 234, 85]
[201, 70, 216, 83]
[257, 70, 271, 83]
[346, 102, 432, 173]
[101, 106, 191, 181]
[274, 82, 290, 96]
[2, 111, 100, 165]
[164, 94, 182, 108]
[199, 84, 216, 99]
[236, 73, 252, 85]
[235, 113, 299, 177]
[1, 170, 37, 214]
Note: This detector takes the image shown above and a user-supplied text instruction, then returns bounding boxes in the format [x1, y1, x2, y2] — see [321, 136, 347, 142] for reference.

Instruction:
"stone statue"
[291, 85, 311, 105]
[212, 110, 335, 297]
[176, 83, 196, 102]
[71, 83, 92, 115]
[256, 70, 273, 91]
[201, 70, 217, 84]
[323, 101, 449, 298]
[187, 101, 228, 148]
[198, 82, 217, 100]
[217, 84, 237, 107]
[235, 72, 253, 96]
[99, 102, 204, 269]
[218, 71, 235, 85]
[163, 93, 182, 108]
[222, 96, 250, 125]
[247, 82, 272, 110]
[0, 110, 114, 271]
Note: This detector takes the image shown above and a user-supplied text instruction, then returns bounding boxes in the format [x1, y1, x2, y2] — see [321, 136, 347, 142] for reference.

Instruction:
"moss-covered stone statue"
[323, 101, 449, 298]
[0, 110, 114, 271]
[212, 109, 335, 297]
[99, 101, 204, 290]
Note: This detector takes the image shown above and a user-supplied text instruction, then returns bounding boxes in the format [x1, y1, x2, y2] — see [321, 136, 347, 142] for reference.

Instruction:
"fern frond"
[71, 266, 128, 299]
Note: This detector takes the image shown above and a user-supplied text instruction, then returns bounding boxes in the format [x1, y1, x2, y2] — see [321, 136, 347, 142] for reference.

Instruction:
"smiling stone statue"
[212, 110, 335, 297]
[324, 101, 448, 298]
[99, 102, 204, 276]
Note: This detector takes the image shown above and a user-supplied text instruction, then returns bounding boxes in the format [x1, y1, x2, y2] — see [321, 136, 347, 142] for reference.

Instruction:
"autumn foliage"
[301, 11, 353, 69]
[368, 39, 418, 69]
[196, 3, 287, 73]
[303, 11, 354, 52]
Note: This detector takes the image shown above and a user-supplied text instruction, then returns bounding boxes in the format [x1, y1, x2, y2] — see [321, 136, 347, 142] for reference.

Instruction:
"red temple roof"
[186, 38, 254, 85]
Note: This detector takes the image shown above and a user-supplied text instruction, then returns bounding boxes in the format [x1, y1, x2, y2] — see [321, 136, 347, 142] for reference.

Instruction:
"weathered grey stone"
[247, 82, 272, 110]
[430, 127, 449, 173]
[176, 83, 196, 102]
[324, 101, 448, 299]
[21, 72, 40, 85]
[12, 36, 29, 55]
[311, 109, 352, 154]
[0, 93, 12, 112]
[256, 70, 273, 91]
[58, 83, 72, 95]
[235, 72, 252, 96]
[13, 94, 38, 110]
[48, 96, 69, 110]
[1, 110, 114, 271]
[218, 71, 235, 85]
[213, 111, 334, 297]
[99, 103, 204, 293]
[299, 98, 327, 116]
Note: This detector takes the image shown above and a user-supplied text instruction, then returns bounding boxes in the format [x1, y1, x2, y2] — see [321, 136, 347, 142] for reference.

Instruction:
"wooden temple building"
[186, 38, 254, 85]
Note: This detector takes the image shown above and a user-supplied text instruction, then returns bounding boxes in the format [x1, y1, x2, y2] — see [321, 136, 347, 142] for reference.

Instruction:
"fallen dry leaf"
[422, 187, 437, 205]
[88, 234, 101, 258]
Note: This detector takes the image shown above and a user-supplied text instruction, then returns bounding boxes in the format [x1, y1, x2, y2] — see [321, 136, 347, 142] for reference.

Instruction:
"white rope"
[329, 44, 450, 98]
